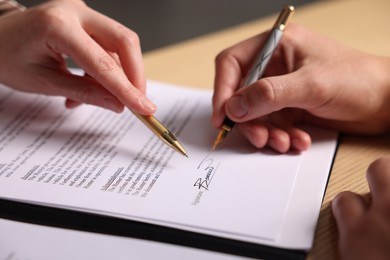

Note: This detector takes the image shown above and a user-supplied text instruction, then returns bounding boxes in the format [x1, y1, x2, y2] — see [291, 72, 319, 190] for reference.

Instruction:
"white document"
[0, 74, 337, 250]
[0, 218, 252, 260]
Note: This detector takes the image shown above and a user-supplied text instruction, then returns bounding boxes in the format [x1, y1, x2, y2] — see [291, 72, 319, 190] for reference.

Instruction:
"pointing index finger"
[47, 9, 155, 115]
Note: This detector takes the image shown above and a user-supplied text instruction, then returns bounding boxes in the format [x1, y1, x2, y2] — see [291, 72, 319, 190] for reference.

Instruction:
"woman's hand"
[0, 0, 156, 115]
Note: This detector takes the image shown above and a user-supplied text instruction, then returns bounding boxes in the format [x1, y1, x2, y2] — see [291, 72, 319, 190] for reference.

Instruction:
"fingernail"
[140, 97, 156, 112]
[103, 98, 122, 113]
[227, 95, 248, 118]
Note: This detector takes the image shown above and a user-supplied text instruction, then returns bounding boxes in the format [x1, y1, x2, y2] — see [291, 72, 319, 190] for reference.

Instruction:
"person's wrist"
[0, 0, 25, 16]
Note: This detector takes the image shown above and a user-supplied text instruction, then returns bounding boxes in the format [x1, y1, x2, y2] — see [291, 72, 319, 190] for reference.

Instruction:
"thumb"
[332, 191, 367, 232]
[225, 70, 313, 122]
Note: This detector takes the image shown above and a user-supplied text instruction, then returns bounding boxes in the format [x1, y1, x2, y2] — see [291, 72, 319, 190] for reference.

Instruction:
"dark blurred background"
[22, 1, 317, 52]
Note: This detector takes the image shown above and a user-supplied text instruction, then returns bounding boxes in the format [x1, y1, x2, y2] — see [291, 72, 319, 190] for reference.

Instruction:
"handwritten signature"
[193, 153, 220, 191]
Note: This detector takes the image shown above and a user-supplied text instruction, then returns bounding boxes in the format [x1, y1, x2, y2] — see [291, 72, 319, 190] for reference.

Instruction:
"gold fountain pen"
[212, 5, 295, 150]
[134, 112, 188, 157]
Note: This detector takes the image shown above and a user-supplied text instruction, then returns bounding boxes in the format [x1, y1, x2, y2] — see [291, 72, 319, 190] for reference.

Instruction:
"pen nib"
[212, 129, 228, 150]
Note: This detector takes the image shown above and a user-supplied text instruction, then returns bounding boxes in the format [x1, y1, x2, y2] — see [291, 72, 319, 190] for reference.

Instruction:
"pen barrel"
[243, 28, 283, 87]
[219, 25, 284, 136]
[134, 113, 171, 138]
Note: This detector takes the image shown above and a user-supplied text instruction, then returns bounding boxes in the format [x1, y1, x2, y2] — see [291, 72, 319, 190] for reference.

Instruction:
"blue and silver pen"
[212, 5, 295, 150]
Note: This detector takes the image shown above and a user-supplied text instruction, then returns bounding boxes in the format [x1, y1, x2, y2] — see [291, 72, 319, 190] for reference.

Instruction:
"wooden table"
[144, 0, 390, 259]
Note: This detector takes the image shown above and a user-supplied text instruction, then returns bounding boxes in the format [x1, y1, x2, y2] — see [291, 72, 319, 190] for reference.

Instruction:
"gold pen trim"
[274, 5, 295, 31]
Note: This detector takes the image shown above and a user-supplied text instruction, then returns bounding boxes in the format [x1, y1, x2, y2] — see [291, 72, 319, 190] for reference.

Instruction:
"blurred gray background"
[22, 1, 317, 52]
